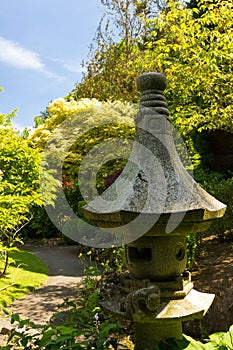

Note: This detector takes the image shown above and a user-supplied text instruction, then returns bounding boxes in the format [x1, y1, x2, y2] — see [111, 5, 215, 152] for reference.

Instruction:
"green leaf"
[38, 329, 57, 347]
[10, 313, 20, 324]
[208, 331, 233, 348]
[183, 335, 206, 349]
[56, 325, 77, 335]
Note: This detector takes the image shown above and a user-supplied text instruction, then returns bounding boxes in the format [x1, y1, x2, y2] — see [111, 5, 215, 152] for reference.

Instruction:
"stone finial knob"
[136, 72, 169, 113]
[136, 72, 167, 92]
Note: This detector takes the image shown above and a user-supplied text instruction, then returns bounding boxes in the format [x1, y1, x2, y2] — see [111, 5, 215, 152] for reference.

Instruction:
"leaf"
[56, 325, 77, 335]
[183, 335, 207, 349]
[38, 329, 57, 347]
[10, 313, 20, 324]
[208, 331, 233, 348]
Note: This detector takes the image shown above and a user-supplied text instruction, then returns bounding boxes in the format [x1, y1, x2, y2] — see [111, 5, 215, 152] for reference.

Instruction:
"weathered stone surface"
[84, 72, 227, 349]
[84, 73, 226, 236]
[102, 289, 214, 322]
[125, 234, 187, 281]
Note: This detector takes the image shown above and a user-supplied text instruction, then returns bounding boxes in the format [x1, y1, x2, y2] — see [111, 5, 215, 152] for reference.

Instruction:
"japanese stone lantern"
[83, 72, 226, 349]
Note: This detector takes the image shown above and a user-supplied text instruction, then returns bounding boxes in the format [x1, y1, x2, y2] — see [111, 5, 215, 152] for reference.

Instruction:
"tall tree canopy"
[70, 0, 168, 103]
[70, 0, 233, 136]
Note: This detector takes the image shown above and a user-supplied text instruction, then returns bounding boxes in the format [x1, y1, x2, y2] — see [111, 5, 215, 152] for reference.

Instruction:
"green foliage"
[78, 245, 126, 276]
[71, 0, 166, 103]
[159, 324, 233, 349]
[0, 114, 40, 274]
[68, 1, 233, 227]
[0, 109, 18, 127]
[29, 98, 136, 238]
[206, 325, 233, 349]
[194, 172, 233, 240]
[186, 233, 197, 269]
[24, 206, 61, 239]
[70, 39, 142, 103]
[0, 125, 42, 201]
[30, 1, 233, 241]
[146, 0, 233, 135]
[71, 0, 233, 137]
[4, 310, 124, 350]
[0, 110, 56, 275]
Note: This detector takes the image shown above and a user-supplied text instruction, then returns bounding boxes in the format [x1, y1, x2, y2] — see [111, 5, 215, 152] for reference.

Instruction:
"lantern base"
[101, 288, 214, 349]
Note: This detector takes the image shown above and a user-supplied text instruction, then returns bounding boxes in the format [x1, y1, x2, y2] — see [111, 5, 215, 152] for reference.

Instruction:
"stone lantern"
[83, 72, 226, 349]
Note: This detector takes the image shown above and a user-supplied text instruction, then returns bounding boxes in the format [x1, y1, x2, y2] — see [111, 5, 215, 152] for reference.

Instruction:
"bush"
[195, 171, 233, 241]
[28, 98, 136, 239]
[160, 324, 233, 350]
[0, 112, 50, 275]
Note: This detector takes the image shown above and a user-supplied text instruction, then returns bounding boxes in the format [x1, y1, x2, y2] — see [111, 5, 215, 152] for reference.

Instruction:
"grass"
[0, 247, 48, 308]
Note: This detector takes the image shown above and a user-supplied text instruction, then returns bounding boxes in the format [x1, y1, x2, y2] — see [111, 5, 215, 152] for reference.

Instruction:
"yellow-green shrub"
[29, 98, 137, 237]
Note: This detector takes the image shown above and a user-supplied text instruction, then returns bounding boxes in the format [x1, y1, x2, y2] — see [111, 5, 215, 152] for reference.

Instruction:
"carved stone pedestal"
[102, 278, 215, 349]
[84, 72, 226, 350]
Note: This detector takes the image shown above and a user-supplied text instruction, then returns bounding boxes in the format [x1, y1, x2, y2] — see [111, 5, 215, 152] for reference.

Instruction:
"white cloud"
[0, 36, 62, 79]
[0, 36, 45, 70]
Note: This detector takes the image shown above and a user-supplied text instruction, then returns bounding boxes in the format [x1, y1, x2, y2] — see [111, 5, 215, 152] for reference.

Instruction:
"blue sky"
[0, 0, 103, 130]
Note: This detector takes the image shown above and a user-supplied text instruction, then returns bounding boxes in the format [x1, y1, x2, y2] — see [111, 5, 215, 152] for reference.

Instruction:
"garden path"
[0, 240, 90, 340]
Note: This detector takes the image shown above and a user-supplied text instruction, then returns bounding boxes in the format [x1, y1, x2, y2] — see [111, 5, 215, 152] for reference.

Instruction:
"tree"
[30, 97, 136, 187]
[93, 0, 167, 57]
[186, 0, 217, 10]
[71, 0, 233, 137]
[0, 109, 56, 276]
[70, 0, 167, 102]
[29, 98, 136, 237]
[147, 0, 233, 134]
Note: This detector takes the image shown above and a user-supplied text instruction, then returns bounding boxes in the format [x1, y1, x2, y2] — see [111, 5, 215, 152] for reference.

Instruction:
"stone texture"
[84, 73, 226, 235]
[84, 72, 227, 349]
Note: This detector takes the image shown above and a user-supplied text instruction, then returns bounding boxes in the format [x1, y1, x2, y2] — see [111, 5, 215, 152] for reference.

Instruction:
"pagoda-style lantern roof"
[83, 72, 226, 240]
